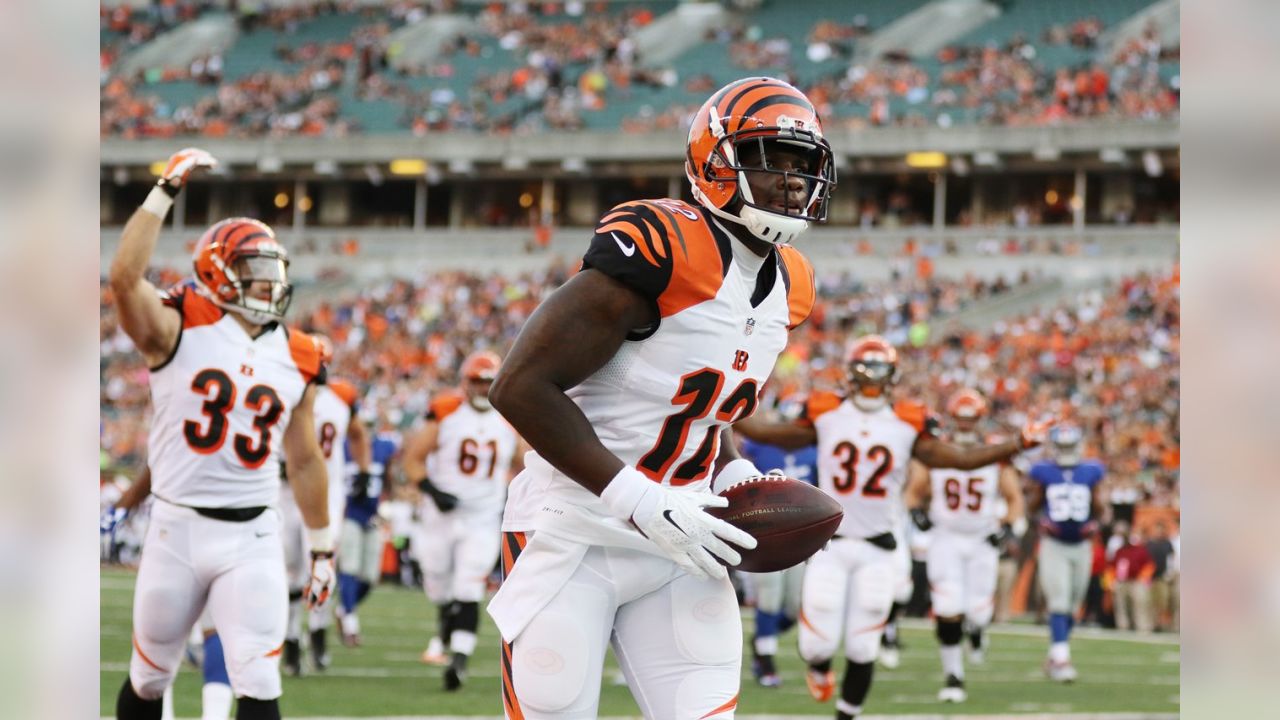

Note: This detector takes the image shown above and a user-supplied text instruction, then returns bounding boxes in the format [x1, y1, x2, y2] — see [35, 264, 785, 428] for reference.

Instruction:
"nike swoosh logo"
[662, 509, 685, 534]
[254, 531, 271, 538]
[611, 232, 636, 257]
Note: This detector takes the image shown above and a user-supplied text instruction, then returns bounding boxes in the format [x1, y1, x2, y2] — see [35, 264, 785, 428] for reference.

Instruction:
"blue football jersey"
[1029, 460, 1104, 543]
[741, 438, 818, 487]
[345, 431, 400, 528]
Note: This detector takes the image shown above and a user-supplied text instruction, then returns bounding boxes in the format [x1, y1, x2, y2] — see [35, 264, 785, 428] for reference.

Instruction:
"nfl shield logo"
[744, 318, 756, 336]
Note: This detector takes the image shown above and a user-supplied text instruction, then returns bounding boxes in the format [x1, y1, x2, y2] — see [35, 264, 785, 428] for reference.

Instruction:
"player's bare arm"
[903, 459, 932, 510]
[998, 465, 1027, 525]
[401, 420, 439, 480]
[913, 434, 1023, 470]
[115, 466, 153, 512]
[489, 268, 655, 495]
[108, 148, 216, 367]
[732, 413, 818, 450]
[283, 383, 330, 531]
[346, 413, 372, 473]
[509, 437, 531, 479]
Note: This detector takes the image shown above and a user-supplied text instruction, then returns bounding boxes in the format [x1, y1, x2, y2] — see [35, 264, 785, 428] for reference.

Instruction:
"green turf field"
[102, 567, 1178, 718]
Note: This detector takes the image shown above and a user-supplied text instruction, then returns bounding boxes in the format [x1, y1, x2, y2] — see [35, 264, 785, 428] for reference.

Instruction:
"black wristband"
[156, 178, 181, 198]
[310, 550, 335, 560]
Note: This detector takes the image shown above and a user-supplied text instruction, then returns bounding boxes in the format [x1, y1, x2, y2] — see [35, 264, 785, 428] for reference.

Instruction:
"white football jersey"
[147, 283, 324, 508]
[313, 378, 360, 521]
[428, 391, 519, 515]
[506, 199, 816, 541]
[807, 394, 933, 538]
[928, 461, 1004, 536]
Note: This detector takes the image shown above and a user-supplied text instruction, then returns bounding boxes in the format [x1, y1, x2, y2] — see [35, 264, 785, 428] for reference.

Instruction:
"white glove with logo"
[601, 466, 757, 580]
[304, 550, 336, 609]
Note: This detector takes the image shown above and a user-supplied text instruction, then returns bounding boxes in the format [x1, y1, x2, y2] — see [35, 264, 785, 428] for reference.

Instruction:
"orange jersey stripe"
[428, 391, 464, 422]
[777, 245, 816, 329]
[287, 329, 324, 384]
[699, 694, 739, 719]
[132, 632, 168, 673]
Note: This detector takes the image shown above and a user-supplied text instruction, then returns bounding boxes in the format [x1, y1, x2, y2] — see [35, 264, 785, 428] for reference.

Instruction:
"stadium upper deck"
[101, 0, 1179, 138]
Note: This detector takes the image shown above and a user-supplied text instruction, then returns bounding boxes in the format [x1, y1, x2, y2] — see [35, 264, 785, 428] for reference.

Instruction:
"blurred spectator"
[1111, 525, 1155, 632]
[1146, 520, 1179, 631]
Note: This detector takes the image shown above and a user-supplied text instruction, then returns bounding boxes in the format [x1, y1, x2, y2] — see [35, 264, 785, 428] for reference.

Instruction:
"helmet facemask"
[693, 115, 836, 245]
[212, 251, 293, 325]
[1049, 425, 1084, 466]
[847, 359, 896, 411]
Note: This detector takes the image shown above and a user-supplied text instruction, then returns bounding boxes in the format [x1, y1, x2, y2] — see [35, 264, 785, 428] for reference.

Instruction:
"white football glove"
[710, 458, 764, 495]
[1020, 415, 1056, 449]
[601, 467, 757, 580]
[159, 147, 217, 191]
[304, 550, 336, 609]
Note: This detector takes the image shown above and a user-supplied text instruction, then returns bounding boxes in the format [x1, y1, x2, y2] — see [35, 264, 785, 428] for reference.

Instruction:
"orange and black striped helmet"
[845, 335, 900, 400]
[946, 388, 989, 420]
[192, 217, 292, 325]
[685, 77, 836, 245]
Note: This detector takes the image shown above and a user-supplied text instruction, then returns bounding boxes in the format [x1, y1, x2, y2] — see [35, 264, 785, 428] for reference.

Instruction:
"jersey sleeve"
[287, 329, 327, 386]
[797, 391, 841, 427]
[776, 245, 817, 330]
[328, 378, 361, 415]
[893, 399, 940, 436]
[1028, 462, 1052, 485]
[426, 391, 464, 423]
[582, 199, 729, 326]
[158, 281, 223, 329]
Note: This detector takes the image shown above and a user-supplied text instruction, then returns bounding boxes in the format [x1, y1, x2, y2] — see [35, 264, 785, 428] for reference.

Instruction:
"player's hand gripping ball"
[706, 475, 842, 572]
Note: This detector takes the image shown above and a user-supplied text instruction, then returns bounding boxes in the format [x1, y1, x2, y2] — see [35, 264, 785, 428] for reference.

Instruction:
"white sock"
[836, 699, 862, 716]
[450, 629, 478, 656]
[161, 685, 175, 720]
[755, 634, 779, 656]
[341, 613, 360, 636]
[940, 644, 964, 679]
[202, 682, 233, 720]
[1049, 641, 1071, 664]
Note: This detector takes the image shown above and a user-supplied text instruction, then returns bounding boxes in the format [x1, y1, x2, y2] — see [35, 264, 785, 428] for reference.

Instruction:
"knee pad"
[930, 580, 964, 619]
[451, 574, 488, 604]
[845, 629, 882, 665]
[854, 564, 895, 616]
[511, 593, 602, 713]
[671, 576, 741, 667]
[935, 618, 964, 646]
[226, 655, 282, 702]
[967, 598, 995, 628]
[423, 573, 451, 604]
[753, 571, 784, 614]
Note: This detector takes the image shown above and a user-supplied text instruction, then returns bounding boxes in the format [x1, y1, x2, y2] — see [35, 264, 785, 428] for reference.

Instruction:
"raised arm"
[107, 148, 215, 366]
[913, 416, 1055, 470]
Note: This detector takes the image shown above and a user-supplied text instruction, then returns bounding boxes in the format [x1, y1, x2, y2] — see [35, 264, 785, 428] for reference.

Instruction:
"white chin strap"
[470, 395, 492, 411]
[690, 162, 811, 246]
[851, 394, 888, 412]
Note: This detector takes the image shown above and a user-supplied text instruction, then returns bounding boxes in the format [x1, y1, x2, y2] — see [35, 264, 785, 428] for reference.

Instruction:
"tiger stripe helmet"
[192, 217, 292, 325]
[685, 76, 836, 245]
[844, 335, 899, 409]
[946, 388, 989, 420]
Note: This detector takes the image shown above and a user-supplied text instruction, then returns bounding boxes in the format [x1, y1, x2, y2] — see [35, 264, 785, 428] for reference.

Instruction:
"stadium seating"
[103, 0, 1179, 137]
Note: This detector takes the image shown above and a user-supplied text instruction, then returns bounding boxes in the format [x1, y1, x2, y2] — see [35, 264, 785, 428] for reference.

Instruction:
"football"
[707, 476, 843, 573]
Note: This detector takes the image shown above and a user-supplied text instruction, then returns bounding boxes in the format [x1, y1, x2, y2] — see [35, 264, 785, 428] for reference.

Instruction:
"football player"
[109, 148, 334, 720]
[734, 336, 1050, 720]
[904, 388, 1027, 703]
[1028, 423, 1104, 682]
[280, 336, 372, 674]
[402, 350, 528, 690]
[487, 77, 835, 719]
[739, 416, 817, 688]
[335, 412, 400, 647]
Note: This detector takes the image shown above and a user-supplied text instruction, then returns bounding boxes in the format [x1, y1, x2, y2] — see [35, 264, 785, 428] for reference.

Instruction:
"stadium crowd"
[101, 1, 1179, 137]
[100, 255, 1179, 629]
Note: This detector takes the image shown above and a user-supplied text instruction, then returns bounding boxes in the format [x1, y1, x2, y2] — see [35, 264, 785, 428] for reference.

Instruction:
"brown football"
[707, 476, 843, 572]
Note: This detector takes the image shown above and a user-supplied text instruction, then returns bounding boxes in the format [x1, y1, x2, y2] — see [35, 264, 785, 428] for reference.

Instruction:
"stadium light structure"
[1100, 148, 1127, 164]
[390, 158, 428, 176]
[1032, 146, 1061, 161]
[973, 150, 1000, 167]
[906, 151, 947, 168]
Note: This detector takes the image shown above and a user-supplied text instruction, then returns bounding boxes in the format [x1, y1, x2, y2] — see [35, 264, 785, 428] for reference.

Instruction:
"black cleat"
[443, 652, 468, 692]
[283, 639, 302, 677]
